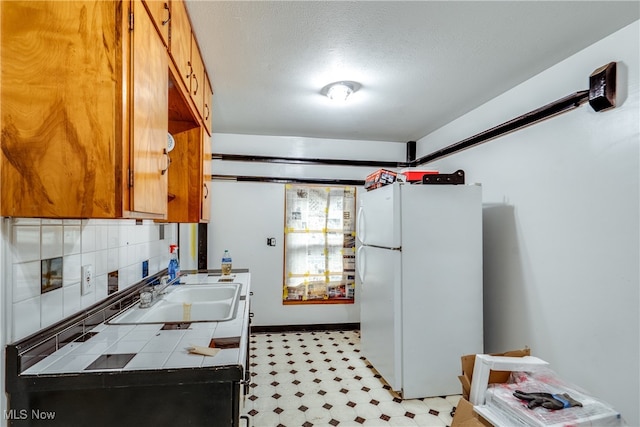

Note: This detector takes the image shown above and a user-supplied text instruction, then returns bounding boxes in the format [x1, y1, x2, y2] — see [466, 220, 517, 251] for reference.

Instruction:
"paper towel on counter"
[187, 345, 220, 357]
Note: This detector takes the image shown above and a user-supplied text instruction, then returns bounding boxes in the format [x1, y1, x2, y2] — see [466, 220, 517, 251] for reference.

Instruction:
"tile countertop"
[22, 272, 251, 376]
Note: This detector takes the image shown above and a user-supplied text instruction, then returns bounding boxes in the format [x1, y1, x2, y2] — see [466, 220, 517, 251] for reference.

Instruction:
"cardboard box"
[364, 169, 397, 191]
[452, 348, 531, 427]
[459, 347, 530, 401]
[451, 398, 492, 427]
[400, 169, 439, 182]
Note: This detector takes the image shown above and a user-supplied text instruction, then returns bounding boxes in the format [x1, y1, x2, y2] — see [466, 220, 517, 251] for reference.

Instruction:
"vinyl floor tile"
[242, 330, 459, 426]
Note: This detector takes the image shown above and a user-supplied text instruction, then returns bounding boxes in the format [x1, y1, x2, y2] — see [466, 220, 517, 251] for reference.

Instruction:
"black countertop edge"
[7, 365, 244, 394]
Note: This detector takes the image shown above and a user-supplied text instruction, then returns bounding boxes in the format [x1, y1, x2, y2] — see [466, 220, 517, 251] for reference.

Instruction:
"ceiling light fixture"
[321, 81, 361, 102]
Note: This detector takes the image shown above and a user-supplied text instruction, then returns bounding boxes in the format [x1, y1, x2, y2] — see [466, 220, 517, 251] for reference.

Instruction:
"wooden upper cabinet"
[203, 73, 213, 135]
[130, 0, 169, 216]
[166, 70, 209, 224]
[1, 0, 208, 220]
[169, 0, 192, 89]
[1, 1, 120, 218]
[0, 1, 168, 219]
[201, 129, 212, 222]
[142, 0, 170, 47]
[190, 34, 206, 122]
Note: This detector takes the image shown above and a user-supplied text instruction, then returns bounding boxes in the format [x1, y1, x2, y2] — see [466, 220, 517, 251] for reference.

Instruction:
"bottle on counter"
[168, 244, 180, 281]
[221, 249, 232, 276]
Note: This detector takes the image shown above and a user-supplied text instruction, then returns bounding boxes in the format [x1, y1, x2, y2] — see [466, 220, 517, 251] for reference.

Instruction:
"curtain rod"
[413, 62, 616, 166]
[211, 175, 365, 186]
[211, 153, 407, 169]
[412, 90, 589, 166]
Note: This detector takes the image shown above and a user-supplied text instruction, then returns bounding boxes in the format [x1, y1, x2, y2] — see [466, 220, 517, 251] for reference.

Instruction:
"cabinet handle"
[162, 3, 171, 25]
[203, 182, 209, 199]
[161, 148, 171, 175]
[249, 312, 255, 318]
[186, 61, 192, 79]
[192, 73, 199, 96]
[204, 104, 210, 121]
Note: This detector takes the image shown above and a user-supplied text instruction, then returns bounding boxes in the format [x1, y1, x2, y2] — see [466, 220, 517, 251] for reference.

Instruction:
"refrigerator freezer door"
[357, 184, 401, 249]
[358, 245, 402, 392]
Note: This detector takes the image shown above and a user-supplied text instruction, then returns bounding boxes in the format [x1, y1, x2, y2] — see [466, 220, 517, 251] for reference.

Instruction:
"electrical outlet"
[81, 264, 94, 295]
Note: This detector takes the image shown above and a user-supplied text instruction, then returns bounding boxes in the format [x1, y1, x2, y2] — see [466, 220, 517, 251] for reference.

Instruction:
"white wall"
[207, 134, 405, 326]
[209, 181, 361, 326]
[417, 21, 639, 425]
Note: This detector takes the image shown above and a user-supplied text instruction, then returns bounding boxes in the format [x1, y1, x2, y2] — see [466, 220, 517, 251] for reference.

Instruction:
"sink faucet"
[139, 275, 178, 308]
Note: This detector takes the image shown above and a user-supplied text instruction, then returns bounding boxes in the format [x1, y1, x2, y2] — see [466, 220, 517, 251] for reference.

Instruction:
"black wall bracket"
[589, 62, 616, 112]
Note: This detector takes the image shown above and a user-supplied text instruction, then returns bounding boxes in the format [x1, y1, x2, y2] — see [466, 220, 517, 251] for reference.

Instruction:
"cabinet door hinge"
[128, 169, 134, 188]
[129, 11, 134, 31]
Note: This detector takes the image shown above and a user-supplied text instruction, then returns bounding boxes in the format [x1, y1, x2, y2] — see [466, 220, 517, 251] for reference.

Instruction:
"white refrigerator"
[356, 182, 483, 399]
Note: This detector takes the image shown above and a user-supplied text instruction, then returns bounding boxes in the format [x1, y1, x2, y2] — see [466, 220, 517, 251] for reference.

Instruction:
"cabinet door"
[142, 0, 170, 47]
[0, 1, 119, 218]
[169, 0, 191, 89]
[201, 128, 212, 222]
[131, 0, 168, 216]
[166, 126, 201, 222]
[203, 72, 213, 136]
[190, 34, 205, 120]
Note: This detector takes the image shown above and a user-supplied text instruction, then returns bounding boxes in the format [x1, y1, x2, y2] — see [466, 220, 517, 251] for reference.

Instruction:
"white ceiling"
[186, 1, 639, 143]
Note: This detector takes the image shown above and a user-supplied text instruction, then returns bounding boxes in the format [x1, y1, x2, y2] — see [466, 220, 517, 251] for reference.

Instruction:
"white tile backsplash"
[40, 289, 64, 327]
[81, 252, 96, 274]
[107, 224, 120, 248]
[95, 274, 108, 300]
[95, 225, 108, 251]
[81, 223, 96, 252]
[12, 218, 41, 226]
[80, 285, 96, 307]
[12, 224, 41, 262]
[13, 296, 41, 339]
[63, 284, 81, 317]
[41, 225, 63, 259]
[63, 225, 82, 255]
[41, 219, 63, 225]
[95, 249, 108, 276]
[63, 254, 82, 287]
[107, 247, 119, 272]
[12, 261, 41, 303]
[4, 219, 176, 341]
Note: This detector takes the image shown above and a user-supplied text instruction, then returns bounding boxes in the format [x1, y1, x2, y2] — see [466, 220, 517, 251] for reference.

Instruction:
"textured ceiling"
[186, 1, 639, 143]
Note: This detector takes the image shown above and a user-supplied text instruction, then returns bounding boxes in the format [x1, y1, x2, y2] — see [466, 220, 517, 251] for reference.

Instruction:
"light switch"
[81, 264, 94, 295]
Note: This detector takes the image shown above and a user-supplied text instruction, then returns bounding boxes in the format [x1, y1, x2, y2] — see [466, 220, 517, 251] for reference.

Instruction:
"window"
[283, 184, 356, 304]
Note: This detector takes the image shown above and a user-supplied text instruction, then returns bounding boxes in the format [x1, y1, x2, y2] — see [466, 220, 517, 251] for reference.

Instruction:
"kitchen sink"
[163, 284, 238, 303]
[107, 283, 241, 325]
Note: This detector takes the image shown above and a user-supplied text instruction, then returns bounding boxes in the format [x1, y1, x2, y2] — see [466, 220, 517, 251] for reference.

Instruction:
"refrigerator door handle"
[356, 245, 365, 284]
[357, 206, 366, 244]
